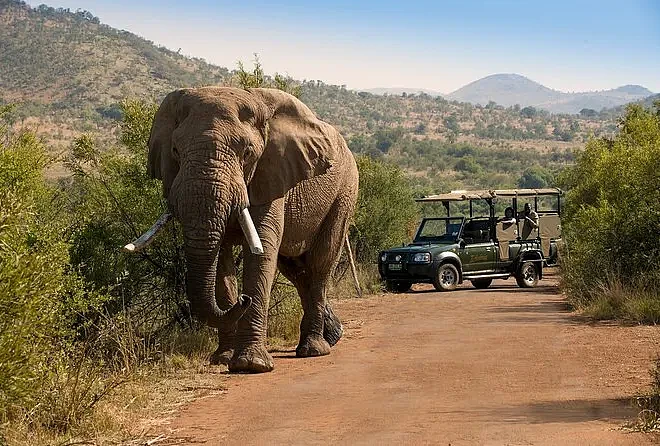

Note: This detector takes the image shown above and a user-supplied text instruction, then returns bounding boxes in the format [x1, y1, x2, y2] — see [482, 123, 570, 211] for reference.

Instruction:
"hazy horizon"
[25, 0, 660, 94]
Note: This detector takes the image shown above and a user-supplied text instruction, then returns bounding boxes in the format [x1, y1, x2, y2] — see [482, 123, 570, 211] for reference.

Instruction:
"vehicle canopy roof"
[415, 188, 562, 203]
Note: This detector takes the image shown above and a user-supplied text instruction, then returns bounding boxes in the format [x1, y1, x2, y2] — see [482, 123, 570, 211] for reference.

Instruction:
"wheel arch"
[436, 252, 463, 283]
[516, 250, 544, 279]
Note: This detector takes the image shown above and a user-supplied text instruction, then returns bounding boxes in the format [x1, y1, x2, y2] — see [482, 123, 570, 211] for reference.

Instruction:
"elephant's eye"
[172, 145, 179, 160]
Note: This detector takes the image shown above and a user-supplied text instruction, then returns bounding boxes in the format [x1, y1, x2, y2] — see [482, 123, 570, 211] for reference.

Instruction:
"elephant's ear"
[148, 89, 186, 198]
[247, 88, 342, 206]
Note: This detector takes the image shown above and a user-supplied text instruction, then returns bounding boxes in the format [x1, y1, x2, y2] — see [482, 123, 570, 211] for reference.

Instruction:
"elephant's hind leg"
[292, 193, 355, 358]
[323, 302, 343, 347]
[278, 256, 340, 355]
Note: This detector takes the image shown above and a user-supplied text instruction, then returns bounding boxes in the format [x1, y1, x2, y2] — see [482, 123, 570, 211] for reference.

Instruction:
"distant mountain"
[447, 74, 653, 114]
[599, 93, 660, 118]
[359, 88, 444, 97]
[448, 74, 562, 108]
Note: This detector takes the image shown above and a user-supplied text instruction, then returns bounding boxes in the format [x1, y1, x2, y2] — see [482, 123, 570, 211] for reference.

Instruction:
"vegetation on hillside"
[1, 0, 618, 168]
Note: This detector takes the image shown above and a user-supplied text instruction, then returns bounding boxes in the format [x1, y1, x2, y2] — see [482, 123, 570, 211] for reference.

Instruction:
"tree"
[234, 54, 301, 98]
[443, 114, 460, 133]
[520, 106, 537, 118]
[517, 165, 553, 188]
[559, 102, 660, 315]
[455, 156, 481, 174]
[579, 108, 598, 118]
[351, 156, 419, 263]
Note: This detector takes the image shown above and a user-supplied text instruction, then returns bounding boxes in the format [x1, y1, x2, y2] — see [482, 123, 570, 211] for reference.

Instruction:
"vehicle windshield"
[413, 217, 464, 243]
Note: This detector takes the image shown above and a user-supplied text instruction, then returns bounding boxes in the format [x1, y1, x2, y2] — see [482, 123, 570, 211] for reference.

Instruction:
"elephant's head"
[139, 87, 335, 328]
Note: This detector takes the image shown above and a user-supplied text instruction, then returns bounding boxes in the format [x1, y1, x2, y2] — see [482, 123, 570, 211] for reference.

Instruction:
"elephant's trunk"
[184, 239, 250, 328]
[176, 155, 253, 328]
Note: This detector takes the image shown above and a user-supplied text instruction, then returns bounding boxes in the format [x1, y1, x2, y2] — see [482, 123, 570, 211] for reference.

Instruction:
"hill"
[447, 74, 653, 113]
[0, 0, 229, 144]
[448, 74, 562, 109]
[599, 92, 660, 118]
[0, 0, 628, 190]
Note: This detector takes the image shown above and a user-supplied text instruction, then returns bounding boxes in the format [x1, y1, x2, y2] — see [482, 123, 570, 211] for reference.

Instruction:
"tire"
[471, 278, 493, 289]
[385, 281, 412, 293]
[516, 261, 539, 288]
[433, 263, 459, 292]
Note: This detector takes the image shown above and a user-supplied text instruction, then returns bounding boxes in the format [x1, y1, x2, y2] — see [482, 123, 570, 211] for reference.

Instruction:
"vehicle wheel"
[385, 281, 412, 293]
[433, 263, 459, 292]
[516, 261, 539, 288]
[471, 278, 493, 289]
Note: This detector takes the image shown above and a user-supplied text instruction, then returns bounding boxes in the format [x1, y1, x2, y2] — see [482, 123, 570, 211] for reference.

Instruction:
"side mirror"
[458, 239, 466, 248]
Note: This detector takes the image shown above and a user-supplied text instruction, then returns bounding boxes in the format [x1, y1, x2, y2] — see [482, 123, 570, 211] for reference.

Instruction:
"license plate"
[388, 263, 402, 271]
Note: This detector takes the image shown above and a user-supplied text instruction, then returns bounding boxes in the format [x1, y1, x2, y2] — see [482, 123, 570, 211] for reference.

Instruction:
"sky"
[29, 0, 660, 93]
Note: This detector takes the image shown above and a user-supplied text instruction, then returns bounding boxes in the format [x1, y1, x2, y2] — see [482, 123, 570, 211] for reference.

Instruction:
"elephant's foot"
[229, 344, 274, 373]
[296, 334, 331, 358]
[209, 347, 233, 366]
[323, 303, 343, 347]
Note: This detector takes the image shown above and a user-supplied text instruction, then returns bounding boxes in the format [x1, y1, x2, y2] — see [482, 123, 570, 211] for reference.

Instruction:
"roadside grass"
[268, 277, 303, 348]
[626, 357, 660, 432]
[329, 262, 383, 299]
[2, 356, 227, 446]
[0, 246, 367, 446]
[571, 277, 660, 325]
[0, 320, 221, 445]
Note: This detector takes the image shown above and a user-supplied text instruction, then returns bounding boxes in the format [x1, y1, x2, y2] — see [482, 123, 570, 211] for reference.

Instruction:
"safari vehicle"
[378, 188, 562, 292]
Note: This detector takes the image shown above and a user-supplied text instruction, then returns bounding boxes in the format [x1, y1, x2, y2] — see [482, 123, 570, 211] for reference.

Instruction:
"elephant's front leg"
[209, 245, 239, 366]
[229, 201, 284, 373]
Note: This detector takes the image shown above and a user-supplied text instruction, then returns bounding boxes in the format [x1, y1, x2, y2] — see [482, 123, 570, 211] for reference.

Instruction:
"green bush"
[0, 108, 75, 420]
[351, 155, 419, 263]
[559, 102, 660, 320]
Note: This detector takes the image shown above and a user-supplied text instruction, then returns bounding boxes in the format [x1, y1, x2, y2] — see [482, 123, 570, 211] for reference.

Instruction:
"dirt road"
[169, 279, 660, 445]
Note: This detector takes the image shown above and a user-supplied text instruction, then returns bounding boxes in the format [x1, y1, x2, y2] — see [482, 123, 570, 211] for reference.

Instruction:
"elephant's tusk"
[238, 208, 264, 255]
[123, 212, 172, 253]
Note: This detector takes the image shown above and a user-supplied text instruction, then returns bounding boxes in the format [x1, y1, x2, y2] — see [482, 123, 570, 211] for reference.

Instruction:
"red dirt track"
[169, 278, 660, 445]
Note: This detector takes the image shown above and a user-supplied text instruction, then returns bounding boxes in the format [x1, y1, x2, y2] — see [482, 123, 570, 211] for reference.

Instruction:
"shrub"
[351, 155, 419, 263]
[559, 102, 660, 320]
[0, 108, 83, 422]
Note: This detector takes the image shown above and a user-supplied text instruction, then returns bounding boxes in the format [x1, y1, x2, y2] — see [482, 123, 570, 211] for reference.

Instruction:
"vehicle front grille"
[384, 253, 408, 262]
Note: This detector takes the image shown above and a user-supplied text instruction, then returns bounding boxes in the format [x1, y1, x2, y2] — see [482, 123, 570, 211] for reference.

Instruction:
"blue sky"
[31, 0, 660, 93]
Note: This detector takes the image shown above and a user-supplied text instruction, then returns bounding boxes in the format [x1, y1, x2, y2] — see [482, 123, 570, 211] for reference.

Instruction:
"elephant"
[128, 87, 359, 374]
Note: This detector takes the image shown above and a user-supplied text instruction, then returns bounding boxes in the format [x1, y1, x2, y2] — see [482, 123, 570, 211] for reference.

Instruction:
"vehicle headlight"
[380, 253, 387, 262]
[412, 253, 431, 263]
[394, 255, 402, 262]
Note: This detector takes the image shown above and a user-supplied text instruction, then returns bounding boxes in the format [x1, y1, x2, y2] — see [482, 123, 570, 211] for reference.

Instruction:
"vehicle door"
[458, 218, 496, 273]
[495, 219, 518, 263]
[538, 214, 561, 258]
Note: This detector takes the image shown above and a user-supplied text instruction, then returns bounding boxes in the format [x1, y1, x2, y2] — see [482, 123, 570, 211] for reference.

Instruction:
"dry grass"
[1, 326, 228, 446]
[0, 263, 375, 446]
[578, 278, 660, 324]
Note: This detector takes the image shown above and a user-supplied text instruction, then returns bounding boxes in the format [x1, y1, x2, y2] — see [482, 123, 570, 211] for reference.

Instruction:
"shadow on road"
[409, 282, 560, 296]
[436, 398, 638, 425]
[490, 299, 571, 314]
[496, 398, 638, 424]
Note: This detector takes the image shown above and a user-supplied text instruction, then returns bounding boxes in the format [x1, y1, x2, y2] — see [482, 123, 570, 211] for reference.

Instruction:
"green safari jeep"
[378, 188, 562, 293]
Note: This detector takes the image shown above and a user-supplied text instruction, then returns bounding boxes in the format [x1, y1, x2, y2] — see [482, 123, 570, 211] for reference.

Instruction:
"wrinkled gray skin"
[148, 87, 359, 373]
